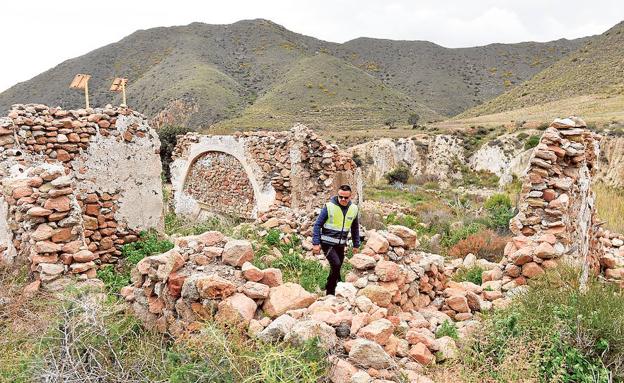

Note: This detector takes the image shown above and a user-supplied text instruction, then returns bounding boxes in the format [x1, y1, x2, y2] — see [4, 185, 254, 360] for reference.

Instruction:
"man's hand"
[312, 244, 321, 254]
[353, 247, 359, 254]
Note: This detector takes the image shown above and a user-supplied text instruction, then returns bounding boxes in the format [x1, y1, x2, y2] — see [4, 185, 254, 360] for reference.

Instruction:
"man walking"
[312, 184, 360, 296]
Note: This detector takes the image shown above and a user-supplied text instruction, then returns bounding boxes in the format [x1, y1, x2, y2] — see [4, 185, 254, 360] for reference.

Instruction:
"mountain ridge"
[460, 20, 624, 118]
[0, 18, 597, 132]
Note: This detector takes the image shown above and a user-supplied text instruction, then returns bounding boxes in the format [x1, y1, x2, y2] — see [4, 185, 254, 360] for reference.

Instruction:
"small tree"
[352, 153, 363, 167]
[484, 193, 514, 232]
[384, 118, 397, 129]
[408, 113, 420, 128]
[384, 165, 410, 184]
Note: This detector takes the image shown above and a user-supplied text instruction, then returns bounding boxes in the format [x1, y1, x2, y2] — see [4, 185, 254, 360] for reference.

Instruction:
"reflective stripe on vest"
[323, 202, 358, 231]
[320, 235, 343, 245]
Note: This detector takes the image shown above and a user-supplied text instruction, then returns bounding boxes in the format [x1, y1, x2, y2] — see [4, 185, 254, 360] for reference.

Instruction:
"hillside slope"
[338, 37, 587, 116]
[0, 19, 594, 131]
[461, 21, 624, 117]
[212, 53, 441, 132]
[0, 20, 332, 128]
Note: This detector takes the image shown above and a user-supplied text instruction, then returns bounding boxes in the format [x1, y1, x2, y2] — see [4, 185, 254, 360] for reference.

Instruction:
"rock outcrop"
[348, 135, 465, 185]
[348, 128, 624, 190]
[596, 134, 624, 188]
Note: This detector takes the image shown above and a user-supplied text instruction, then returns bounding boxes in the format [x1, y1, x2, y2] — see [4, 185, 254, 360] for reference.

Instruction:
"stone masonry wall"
[1, 163, 96, 286]
[502, 117, 624, 284]
[0, 104, 163, 285]
[171, 124, 362, 220]
[184, 151, 256, 218]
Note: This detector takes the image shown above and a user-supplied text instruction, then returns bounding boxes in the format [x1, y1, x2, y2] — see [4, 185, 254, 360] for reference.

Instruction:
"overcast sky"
[1, 0, 622, 92]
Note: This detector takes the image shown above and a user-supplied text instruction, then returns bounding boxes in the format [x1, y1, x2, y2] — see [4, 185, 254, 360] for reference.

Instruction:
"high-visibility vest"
[321, 201, 358, 245]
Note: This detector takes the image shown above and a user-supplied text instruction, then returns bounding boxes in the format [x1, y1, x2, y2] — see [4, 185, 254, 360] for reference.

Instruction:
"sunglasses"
[338, 196, 350, 200]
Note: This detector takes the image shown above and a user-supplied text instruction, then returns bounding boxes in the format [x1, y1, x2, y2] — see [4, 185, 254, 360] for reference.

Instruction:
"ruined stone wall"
[0, 104, 163, 285]
[184, 151, 256, 218]
[0, 164, 95, 285]
[502, 117, 624, 283]
[171, 124, 362, 220]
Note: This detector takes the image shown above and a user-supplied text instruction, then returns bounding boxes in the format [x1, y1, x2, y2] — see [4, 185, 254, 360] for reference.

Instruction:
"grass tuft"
[454, 265, 624, 382]
[594, 183, 624, 233]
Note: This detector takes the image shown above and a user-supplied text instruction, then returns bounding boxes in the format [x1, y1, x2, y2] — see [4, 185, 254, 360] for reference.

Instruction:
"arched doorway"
[183, 151, 257, 218]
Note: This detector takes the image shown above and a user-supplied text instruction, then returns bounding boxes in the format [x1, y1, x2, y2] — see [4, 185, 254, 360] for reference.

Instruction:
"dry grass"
[448, 229, 509, 262]
[428, 337, 541, 383]
[0, 263, 330, 383]
[439, 94, 624, 131]
[0, 264, 60, 383]
[594, 183, 624, 233]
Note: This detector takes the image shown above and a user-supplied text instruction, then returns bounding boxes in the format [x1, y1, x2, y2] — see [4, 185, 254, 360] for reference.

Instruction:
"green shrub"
[352, 153, 363, 167]
[457, 164, 499, 188]
[271, 252, 329, 293]
[436, 320, 459, 340]
[408, 113, 420, 127]
[453, 265, 485, 285]
[484, 194, 514, 232]
[97, 265, 131, 294]
[252, 232, 331, 293]
[158, 125, 192, 182]
[122, 231, 174, 266]
[98, 231, 173, 295]
[265, 229, 281, 246]
[458, 266, 624, 382]
[384, 165, 410, 184]
[440, 222, 485, 248]
[384, 212, 419, 230]
[524, 135, 540, 150]
[384, 118, 398, 128]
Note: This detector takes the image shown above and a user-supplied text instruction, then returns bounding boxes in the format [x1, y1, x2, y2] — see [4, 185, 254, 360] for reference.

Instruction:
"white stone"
[336, 282, 357, 302]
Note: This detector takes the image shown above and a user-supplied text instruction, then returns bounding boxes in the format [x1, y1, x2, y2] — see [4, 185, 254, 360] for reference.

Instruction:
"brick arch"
[183, 150, 259, 219]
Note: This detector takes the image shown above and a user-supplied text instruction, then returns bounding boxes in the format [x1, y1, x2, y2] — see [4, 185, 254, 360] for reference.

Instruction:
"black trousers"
[322, 243, 345, 295]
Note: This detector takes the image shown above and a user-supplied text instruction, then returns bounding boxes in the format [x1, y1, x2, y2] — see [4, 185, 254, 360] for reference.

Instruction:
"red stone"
[56, 149, 71, 162]
[85, 204, 100, 216]
[168, 272, 186, 297]
[44, 196, 71, 212]
[51, 228, 73, 242]
[542, 189, 557, 202]
[12, 186, 33, 199]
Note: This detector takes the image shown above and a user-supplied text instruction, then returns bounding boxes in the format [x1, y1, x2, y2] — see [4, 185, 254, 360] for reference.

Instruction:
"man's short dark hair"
[339, 184, 352, 192]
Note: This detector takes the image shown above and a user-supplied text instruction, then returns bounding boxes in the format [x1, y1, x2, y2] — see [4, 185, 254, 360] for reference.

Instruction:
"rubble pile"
[124, 116, 624, 382]
[594, 228, 624, 281]
[123, 224, 516, 383]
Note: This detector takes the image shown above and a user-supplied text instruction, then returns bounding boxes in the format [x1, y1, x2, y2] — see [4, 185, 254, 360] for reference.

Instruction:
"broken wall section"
[0, 164, 96, 285]
[171, 124, 362, 220]
[0, 104, 164, 285]
[502, 117, 624, 283]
